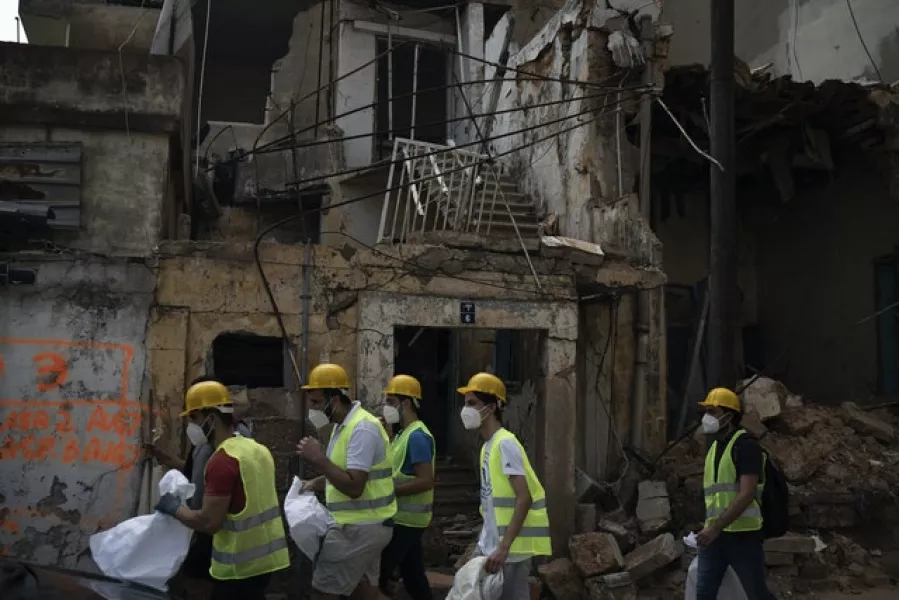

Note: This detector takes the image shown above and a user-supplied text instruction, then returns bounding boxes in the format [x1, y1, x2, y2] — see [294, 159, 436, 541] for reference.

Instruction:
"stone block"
[738, 377, 799, 420]
[585, 572, 637, 600]
[765, 551, 795, 566]
[569, 532, 625, 577]
[741, 411, 768, 439]
[598, 519, 638, 554]
[635, 481, 670, 534]
[777, 406, 826, 436]
[764, 534, 816, 554]
[842, 402, 895, 443]
[576, 503, 598, 533]
[538, 558, 585, 600]
[623, 533, 683, 581]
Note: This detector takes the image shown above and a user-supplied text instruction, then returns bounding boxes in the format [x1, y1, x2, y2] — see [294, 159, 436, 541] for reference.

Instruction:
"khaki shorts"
[312, 523, 394, 596]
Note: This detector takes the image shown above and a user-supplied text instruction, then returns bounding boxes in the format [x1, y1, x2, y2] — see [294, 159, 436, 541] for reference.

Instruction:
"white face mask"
[186, 417, 210, 447]
[460, 406, 486, 430]
[382, 404, 401, 425]
[701, 413, 721, 434]
[308, 409, 331, 429]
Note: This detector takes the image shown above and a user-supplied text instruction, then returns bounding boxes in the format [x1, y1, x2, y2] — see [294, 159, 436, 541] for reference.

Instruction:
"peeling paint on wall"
[0, 259, 154, 569]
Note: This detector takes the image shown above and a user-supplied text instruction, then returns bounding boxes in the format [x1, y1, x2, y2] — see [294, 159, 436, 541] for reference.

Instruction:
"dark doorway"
[394, 326, 454, 457]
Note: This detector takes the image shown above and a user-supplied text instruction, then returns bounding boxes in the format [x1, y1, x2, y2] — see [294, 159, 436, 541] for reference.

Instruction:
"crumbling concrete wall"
[485, 0, 662, 265]
[154, 240, 587, 554]
[19, 0, 161, 52]
[0, 43, 183, 256]
[0, 257, 154, 568]
[664, 0, 899, 84]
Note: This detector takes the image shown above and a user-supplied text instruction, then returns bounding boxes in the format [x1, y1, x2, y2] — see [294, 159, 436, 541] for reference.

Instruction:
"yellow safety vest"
[326, 407, 397, 525]
[703, 429, 766, 532]
[208, 436, 290, 580]
[390, 420, 435, 528]
[480, 428, 552, 556]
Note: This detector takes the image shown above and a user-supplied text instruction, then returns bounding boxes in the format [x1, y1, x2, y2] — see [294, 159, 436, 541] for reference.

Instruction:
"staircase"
[378, 138, 542, 243]
[433, 462, 480, 517]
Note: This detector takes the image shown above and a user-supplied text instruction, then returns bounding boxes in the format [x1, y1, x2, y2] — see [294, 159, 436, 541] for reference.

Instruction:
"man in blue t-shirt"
[379, 375, 436, 600]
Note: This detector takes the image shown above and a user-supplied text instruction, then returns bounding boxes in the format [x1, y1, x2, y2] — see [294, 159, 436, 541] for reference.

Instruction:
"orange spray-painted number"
[32, 352, 69, 392]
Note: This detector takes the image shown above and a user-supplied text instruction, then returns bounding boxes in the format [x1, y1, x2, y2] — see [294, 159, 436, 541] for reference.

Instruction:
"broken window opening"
[212, 333, 286, 388]
[376, 39, 449, 149]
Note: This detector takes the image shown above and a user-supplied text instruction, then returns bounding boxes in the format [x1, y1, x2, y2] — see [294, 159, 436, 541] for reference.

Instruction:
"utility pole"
[708, 0, 737, 389]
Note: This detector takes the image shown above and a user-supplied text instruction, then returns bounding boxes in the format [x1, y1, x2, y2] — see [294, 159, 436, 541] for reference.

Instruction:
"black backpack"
[760, 449, 790, 539]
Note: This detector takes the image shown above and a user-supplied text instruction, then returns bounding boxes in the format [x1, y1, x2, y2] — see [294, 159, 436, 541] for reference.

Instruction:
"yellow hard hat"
[302, 363, 350, 390]
[181, 381, 233, 416]
[458, 372, 507, 404]
[698, 387, 741, 413]
[384, 374, 422, 400]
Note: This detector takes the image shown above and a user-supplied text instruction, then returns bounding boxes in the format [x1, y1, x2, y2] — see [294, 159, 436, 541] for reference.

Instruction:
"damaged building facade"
[1, 0, 669, 567]
[651, 5, 899, 431]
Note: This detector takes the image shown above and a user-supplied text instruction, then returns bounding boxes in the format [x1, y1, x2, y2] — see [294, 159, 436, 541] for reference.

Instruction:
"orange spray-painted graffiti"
[0, 337, 143, 553]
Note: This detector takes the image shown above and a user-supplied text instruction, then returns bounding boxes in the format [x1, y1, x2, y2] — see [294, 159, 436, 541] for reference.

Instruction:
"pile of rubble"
[533, 378, 899, 599]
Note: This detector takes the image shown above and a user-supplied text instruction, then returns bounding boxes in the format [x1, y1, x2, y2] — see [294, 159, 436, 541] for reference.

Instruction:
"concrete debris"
[623, 533, 683, 581]
[569, 532, 625, 577]
[738, 376, 801, 420]
[657, 381, 899, 595]
[597, 518, 638, 554]
[538, 558, 585, 600]
[635, 481, 671, 534]
[585, 572, 637, 600]
[842, 401, 895, 443]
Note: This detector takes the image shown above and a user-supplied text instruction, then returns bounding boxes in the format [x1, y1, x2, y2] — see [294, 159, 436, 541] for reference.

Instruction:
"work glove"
[154, 492, 182, 517]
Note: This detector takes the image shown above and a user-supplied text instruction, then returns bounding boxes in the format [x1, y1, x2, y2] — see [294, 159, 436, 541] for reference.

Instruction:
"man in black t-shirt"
[695, 388, 775, 600]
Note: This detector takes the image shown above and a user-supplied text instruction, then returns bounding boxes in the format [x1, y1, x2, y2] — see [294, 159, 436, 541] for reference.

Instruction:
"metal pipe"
[631, 16, 655, 450]
[410, 44, 420, 140]
[314, 0, 327, 137]
[300, 240, 312, 436]
[709, 0, 737, 388]
[387, 19, 394, 141]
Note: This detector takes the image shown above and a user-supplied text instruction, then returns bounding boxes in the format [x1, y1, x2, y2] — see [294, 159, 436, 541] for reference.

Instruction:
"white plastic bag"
[447, 556, 504, 600]
[89, 469, 196, 591]
[684, 556, 748, 600]
[283, 476, 332, 560]
[682, 532, 747, 600]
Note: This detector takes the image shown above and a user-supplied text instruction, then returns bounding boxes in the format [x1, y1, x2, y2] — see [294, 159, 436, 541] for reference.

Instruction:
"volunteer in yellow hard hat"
[145, 375, 252, 598]
[458, 372, 551, 598]
[378, 374, 435, 599]
[695, 387, 774, 599]
[296, 363, 396, 599]
[154, 379, 289, 599]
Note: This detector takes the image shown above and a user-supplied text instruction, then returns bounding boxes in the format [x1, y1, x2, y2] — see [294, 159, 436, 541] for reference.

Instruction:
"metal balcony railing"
[377, 138, 521, 243]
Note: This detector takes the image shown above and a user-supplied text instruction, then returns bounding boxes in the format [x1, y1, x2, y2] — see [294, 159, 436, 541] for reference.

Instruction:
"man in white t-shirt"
[458, 373, 552, 599]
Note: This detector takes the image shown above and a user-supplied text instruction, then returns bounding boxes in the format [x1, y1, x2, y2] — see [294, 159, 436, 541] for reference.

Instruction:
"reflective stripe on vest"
[480, 428, 552, 557]
[390, 420, 435, 528]
[703, 429, 765, 532]
[208, 436, 290, 580]
[326, 406, 398, 525]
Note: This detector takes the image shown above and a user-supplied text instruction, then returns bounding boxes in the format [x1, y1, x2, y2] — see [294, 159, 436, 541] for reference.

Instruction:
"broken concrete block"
[739, 377, 800, 420]
[569, 532, 625, 577]
[537, 558, 585, 600]
[764, 534, 816, 554]
[576, 503, 598, 533]
[635, 481, 671, 534]
[842, 402, 895, 443]
[585, 572, 637, 600]
[741, 410, 769, 439]
[623, 533, 683, 581]
[598, 518, 638, 554]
